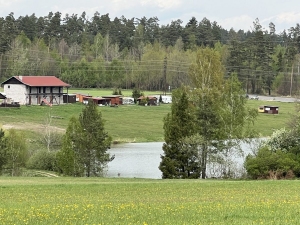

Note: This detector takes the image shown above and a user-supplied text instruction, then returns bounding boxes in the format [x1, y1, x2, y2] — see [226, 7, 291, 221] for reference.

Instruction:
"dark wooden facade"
[258, 105, 279, 114]
[102, 95, 122, 105]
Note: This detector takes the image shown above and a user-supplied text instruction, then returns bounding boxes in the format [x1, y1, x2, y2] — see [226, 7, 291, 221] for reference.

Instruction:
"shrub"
[26, 150, 57, 171]
[132, 88, 143, 103]
[112, 88, 122, 95]
[244, 147, 300, 179]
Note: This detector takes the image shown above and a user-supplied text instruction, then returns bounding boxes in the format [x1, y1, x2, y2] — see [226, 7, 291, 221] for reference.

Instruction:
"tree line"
[0, 12, 300, 95]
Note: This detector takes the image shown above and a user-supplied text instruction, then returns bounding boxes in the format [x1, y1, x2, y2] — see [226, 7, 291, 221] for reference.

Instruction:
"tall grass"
[0, 178, 300, 224]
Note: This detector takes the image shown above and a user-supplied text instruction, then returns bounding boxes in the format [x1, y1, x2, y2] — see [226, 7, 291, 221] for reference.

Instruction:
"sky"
[1, 0, 300, 33]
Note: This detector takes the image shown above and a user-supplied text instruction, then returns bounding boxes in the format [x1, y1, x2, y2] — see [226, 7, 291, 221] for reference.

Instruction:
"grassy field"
[68, 88, 166, 97]
[247, 100, 296, 135]
[0, 103, 171, 143]
[0, 177, 299, 224]
[0, 87, 298, 143]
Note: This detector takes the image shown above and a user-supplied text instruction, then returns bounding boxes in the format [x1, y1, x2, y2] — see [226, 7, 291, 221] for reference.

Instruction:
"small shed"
[82, 97, 111, 106]
[258, 105, 279, 114]
[102, 95, 122, 105]
[75, 93, 92, 103]
[0, 93, 20, 107]
[0, 93, 7, 106]
[0, 93, 6, 101]
[63, 94, 76, 103]
[137, 96, 158, 106]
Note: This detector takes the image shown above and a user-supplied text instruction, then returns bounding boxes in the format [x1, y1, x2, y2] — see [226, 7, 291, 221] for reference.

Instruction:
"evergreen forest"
[0, 12, 300, 95]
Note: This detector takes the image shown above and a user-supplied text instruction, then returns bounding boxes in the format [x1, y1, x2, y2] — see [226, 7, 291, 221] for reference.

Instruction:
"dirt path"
[2, 122, 65, 133]
[34, 171, 59, 177]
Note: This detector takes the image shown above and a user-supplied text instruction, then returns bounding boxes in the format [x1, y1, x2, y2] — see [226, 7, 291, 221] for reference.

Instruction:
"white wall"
[3, 84, 27, 104]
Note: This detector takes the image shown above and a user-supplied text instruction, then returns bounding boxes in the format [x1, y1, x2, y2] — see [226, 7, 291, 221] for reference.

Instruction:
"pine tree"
[57, 99, 112, 177]
[159, 87, 199, 178]
[79, 99, 112, 177]
[56, 116, 83, 176]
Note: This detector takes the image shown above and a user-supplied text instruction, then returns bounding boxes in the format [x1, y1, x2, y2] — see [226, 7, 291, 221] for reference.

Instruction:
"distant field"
[0, 177, 300, 224]
[69, 88, 168, 97]
[0, 102, 171, 143]
[247, 100, 296, 136]
[0, 87, 298, 143]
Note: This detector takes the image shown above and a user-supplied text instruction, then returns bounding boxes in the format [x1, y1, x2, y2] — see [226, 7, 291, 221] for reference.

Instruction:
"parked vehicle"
[250, 95, 259, 100]
[161, 95, 172, 103]
[154, 95, 172, 104]
[122, 97, 135, 105]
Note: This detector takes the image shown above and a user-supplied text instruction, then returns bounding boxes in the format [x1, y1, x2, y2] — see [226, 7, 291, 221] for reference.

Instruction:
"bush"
[112, 88, 122, 95]
[139, 97, 148, 106]
[26, 150, 57, 171]
[244, 147, 300, 179]
[132, 88, 143, 103]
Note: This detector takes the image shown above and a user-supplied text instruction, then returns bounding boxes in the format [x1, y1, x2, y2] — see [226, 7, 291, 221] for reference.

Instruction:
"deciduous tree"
[160, 47, 256, 179]
[5, 129, 28, 176]
[0, 128, 7, 173]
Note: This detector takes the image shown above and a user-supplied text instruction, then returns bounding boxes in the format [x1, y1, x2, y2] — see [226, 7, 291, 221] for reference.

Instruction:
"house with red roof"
[1, 76, 71, 105]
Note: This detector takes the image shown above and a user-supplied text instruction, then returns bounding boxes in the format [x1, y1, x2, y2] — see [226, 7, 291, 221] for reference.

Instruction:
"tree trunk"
[290, 64, 294, 96]
[0, 54, 2, 79]
[201, 143, 207, 179]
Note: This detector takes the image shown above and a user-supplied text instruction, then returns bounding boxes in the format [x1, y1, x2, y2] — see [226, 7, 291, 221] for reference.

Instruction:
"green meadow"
[0, 177, 300, 225]
[0, 88, 297, 143]
[247, 100, 296, 136]
[69, 88, 165, 98]
[0, 102, 170, 143]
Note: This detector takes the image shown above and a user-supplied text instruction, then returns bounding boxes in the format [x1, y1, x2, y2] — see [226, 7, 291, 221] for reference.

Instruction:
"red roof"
[2, 76, 70, 87]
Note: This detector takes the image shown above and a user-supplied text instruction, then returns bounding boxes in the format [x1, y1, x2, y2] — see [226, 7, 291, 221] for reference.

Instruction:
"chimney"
[19, 76, 22, 81]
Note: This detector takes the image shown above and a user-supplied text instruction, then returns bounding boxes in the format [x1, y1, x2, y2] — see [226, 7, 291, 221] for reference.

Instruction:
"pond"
[106, 139, 263, 179]
[107, 142, 164, 179]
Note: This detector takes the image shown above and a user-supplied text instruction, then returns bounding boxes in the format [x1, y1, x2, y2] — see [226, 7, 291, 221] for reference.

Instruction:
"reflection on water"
[107, 142, 164, 179]
[107, 139, 263, 179]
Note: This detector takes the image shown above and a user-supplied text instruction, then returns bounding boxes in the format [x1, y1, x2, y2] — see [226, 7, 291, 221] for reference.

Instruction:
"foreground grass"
[0, 178, 300, 224]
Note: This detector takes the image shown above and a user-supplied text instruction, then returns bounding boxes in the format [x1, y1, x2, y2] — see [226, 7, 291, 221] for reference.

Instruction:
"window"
[8, 85, 10, 89]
